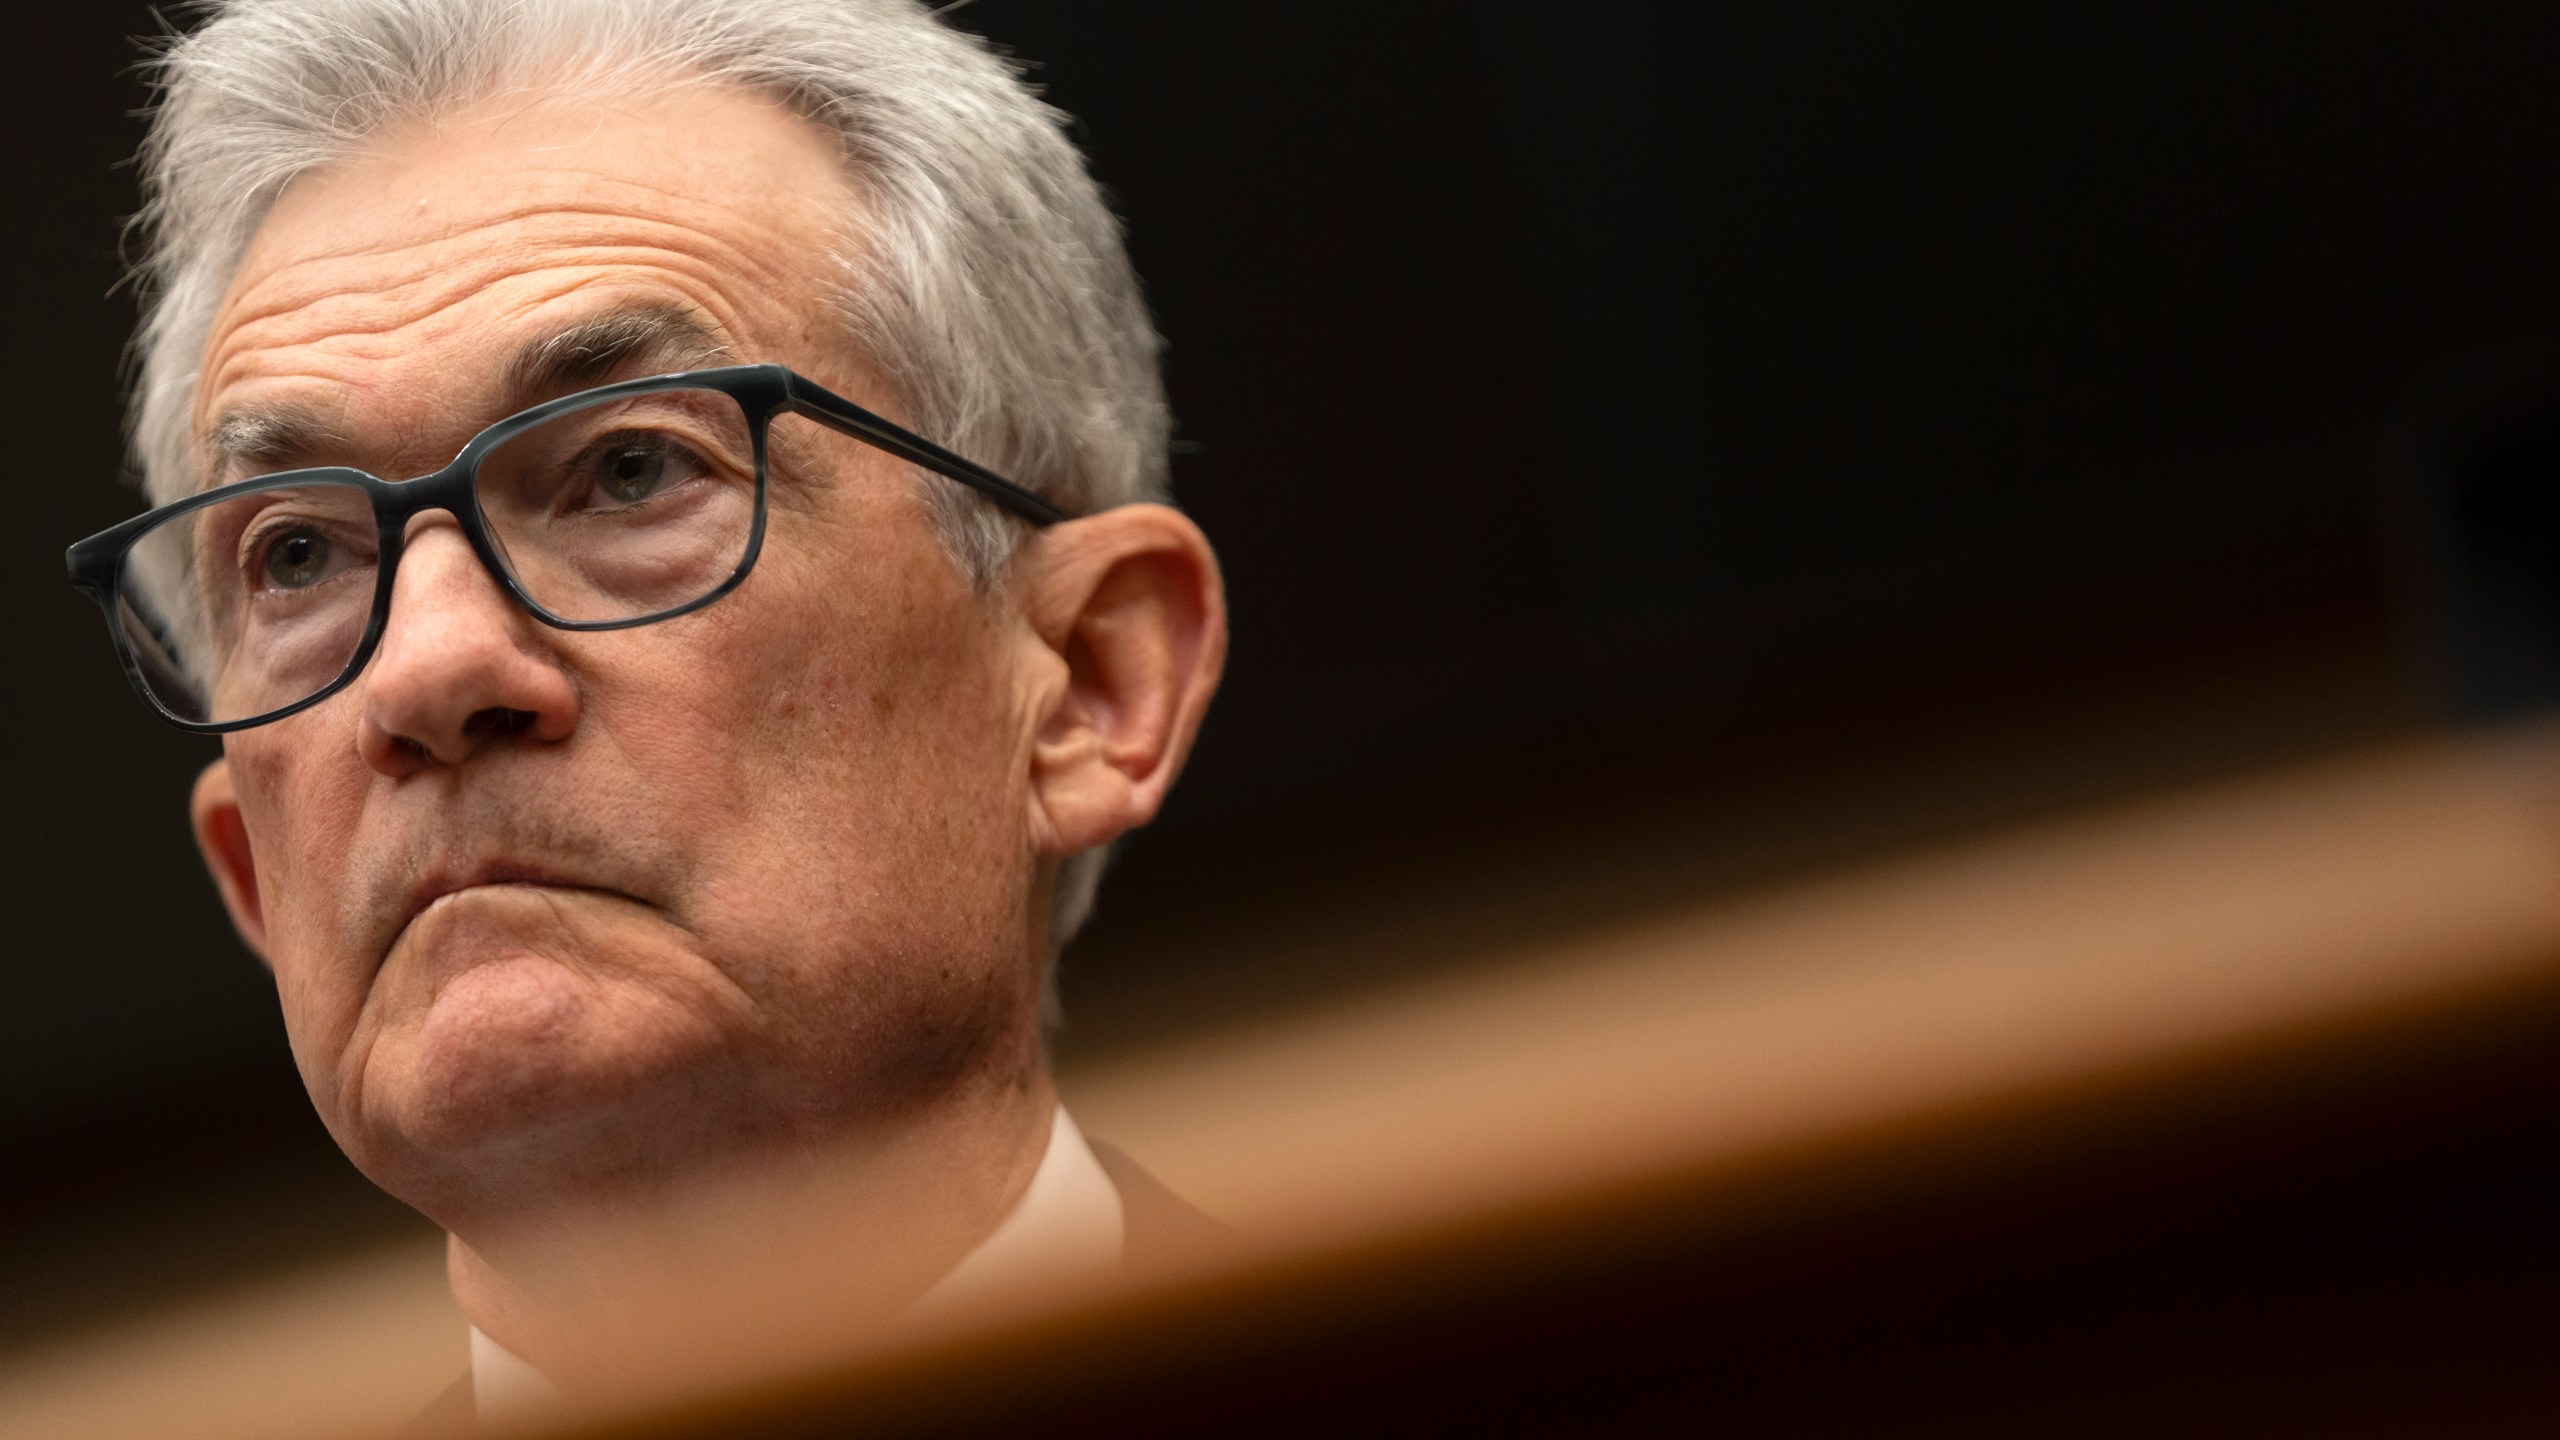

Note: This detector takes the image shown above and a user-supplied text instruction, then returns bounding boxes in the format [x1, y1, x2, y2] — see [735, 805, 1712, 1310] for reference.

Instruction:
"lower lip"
[395, 880, 623, 947]
[423, 879, 558, 911]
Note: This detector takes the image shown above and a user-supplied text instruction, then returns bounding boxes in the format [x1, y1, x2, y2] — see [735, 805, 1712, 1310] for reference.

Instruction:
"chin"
[378, 952, 731, 1165]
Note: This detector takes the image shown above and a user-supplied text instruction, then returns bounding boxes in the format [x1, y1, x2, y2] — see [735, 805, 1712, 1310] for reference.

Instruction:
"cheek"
[224, 720, 383, 1065]
[628, 508, 1034, 972]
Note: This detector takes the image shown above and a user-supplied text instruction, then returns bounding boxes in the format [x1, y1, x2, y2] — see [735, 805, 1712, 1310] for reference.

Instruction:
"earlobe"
[1023, 505, 1227, 856]
[190, 758, 271, 966]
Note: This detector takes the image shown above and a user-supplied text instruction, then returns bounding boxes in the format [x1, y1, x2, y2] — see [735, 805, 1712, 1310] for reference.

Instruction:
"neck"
[445, 1074, 1058, 1401]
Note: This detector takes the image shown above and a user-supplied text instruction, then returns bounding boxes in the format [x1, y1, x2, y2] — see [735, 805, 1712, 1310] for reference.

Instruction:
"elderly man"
[64, 0, 1226, 1422]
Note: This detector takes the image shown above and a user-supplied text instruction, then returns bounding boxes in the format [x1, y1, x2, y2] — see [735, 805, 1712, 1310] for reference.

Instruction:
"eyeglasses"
[65, 364, 1064, 733]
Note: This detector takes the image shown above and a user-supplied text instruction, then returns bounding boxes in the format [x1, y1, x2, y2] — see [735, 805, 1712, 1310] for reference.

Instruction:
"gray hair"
[127, 0, 1171, 1007]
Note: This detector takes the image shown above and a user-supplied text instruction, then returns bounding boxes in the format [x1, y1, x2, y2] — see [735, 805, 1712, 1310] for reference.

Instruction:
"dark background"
[7, 0, 2560, 1342]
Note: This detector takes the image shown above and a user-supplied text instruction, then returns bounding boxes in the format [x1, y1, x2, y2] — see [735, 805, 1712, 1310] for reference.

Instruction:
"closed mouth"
[388, 863, 638, 961]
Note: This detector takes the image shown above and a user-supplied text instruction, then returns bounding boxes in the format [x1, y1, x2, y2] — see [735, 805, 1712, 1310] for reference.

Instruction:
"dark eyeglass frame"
[65, 363, 1066, 734]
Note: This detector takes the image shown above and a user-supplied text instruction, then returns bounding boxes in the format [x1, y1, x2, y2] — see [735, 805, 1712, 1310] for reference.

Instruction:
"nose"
[357, 517, 580, 777]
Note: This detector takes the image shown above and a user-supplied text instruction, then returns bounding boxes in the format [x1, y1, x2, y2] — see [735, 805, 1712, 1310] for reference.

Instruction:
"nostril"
[464, 707, 537, 740]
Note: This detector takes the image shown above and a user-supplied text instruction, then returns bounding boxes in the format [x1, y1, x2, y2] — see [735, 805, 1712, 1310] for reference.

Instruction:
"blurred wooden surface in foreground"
[8, 727, 2560, 1437]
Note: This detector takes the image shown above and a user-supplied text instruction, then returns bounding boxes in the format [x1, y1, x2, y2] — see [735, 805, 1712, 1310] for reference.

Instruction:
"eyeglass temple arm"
[781, 372, 1068, 527]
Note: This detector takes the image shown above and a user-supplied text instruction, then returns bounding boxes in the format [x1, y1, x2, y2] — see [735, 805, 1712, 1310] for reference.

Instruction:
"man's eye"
[256, 526, 341, 590]
[579, 433, 709, 508]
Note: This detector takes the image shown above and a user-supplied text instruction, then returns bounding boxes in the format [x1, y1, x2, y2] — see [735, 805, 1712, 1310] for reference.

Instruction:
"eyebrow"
[204, 406, 345, 479]
[199, 303, 738, 486]
[503, 303, 736, 401]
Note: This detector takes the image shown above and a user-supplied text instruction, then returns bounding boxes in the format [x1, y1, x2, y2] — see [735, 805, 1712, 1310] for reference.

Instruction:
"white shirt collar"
[468, 1324, 562, 1427]
[470, 1105, 1121, 1425]
[909, 1104, 1125, 1318]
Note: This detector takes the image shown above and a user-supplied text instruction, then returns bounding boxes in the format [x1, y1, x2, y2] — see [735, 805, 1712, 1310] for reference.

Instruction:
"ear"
[1018, 503, 1227, 857]
[190, 758, 272, 966]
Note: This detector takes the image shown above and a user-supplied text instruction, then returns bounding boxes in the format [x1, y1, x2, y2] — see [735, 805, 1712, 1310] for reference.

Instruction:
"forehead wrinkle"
[208, 225, 797, 396]
[197, 116, 862, 447]
[218, 169, 834, 329]
[201, 251, 760, 421]
[214, 218, 736, 351]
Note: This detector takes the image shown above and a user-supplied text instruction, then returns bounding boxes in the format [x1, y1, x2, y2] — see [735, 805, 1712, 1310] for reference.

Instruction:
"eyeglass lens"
[112, 386, 762, 725]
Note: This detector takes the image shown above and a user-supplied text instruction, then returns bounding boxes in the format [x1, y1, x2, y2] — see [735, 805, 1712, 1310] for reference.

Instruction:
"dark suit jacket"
[403, 1144, 1225, 1438]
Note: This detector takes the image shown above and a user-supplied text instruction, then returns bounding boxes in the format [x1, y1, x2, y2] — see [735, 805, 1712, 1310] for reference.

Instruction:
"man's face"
[194, 82, 1054, 1221]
